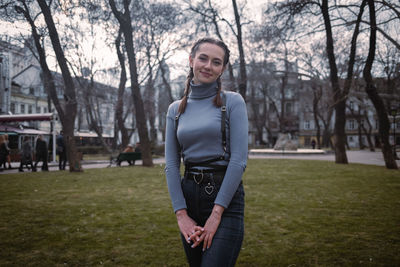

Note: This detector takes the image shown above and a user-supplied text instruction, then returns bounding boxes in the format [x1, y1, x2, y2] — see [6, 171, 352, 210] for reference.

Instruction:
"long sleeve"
[214, 93, 248, 208]
[164, 101, 187, 212]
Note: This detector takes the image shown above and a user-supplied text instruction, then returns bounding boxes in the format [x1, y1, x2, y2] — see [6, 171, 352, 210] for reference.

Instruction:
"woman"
[165, 37, 248, 266]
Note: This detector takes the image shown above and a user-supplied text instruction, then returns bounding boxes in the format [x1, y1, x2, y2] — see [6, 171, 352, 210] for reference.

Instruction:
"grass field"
[0, 159, 399, 266]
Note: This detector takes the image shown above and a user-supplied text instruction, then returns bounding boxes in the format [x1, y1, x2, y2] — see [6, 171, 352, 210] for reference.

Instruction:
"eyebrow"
[198, 53, 223, 62]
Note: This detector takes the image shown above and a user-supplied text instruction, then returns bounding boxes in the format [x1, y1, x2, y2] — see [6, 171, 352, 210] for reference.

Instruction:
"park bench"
[109, 152, 142, 167]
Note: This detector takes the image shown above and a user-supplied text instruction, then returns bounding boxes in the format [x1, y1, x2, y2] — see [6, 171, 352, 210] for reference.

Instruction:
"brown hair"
[178, 37, 230, 113]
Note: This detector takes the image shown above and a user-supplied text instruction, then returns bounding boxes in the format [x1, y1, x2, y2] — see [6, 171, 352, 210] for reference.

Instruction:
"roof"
[0, 113, 54, 122]
[0, 125, 49, 135]
[75, 131, 113, 138]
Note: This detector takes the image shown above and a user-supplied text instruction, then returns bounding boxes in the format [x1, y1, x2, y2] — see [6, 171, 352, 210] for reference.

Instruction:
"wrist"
[175, 209, 188, 219]
[212, 204, 224, 217]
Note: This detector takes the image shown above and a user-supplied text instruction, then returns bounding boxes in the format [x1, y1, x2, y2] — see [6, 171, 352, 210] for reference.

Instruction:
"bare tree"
[114, 30, 130, 149]
[108, 0, 153, 167]
[7, 0, 82, 171]
[363, 0, 397, 169]
[268, 0, 367, 163]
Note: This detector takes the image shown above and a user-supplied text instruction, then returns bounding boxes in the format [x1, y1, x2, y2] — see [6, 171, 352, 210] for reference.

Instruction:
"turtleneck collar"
[189, 81, 218, 99]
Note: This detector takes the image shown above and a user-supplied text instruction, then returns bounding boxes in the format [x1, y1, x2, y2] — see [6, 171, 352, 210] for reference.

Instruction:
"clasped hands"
[176, 205, 224, 251]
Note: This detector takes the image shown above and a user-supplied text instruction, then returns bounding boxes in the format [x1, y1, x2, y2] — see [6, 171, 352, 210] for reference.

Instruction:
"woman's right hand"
[176, 209, 199, 244]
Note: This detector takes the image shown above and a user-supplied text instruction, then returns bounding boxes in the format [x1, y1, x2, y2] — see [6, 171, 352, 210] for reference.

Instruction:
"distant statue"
[274, 133, 298, 151]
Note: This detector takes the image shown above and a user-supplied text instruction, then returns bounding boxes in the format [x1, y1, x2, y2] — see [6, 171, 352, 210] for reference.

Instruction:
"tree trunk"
[109, 0, 153, 167]
[312, 85, 322, 149]
[363, 0, 397, 169]
[232, 0, 247, 100]
[115, 30, 130, 149]
[36, 0, 80, 171]
[321, 0, 348, 163]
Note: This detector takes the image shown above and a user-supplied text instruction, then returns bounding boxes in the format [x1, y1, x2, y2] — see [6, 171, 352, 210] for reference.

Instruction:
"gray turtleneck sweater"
[165, 81, 248, 212]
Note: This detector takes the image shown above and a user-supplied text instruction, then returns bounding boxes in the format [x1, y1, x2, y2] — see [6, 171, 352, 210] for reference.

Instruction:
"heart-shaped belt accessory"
[205, 183, 214, 195]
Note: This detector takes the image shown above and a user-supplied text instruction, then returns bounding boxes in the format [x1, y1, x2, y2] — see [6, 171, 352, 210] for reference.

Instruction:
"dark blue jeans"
[181, 176, 245, 267]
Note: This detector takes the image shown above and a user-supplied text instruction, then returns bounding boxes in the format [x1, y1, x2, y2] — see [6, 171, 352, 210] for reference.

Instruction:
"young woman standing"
[165, 37, 248, 266]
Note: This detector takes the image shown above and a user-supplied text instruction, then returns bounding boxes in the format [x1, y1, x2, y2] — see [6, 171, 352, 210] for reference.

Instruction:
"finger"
[206, 233, 214, 249]
[194, 226, 204, 232]
[202, 234, 208, 251]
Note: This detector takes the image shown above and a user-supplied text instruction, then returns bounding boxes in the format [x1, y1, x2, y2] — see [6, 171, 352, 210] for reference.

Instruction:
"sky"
[0, 0, 269, 85]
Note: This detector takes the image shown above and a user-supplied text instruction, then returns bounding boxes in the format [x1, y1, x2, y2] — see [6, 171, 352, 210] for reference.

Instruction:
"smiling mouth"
[200, 72, 212, 77]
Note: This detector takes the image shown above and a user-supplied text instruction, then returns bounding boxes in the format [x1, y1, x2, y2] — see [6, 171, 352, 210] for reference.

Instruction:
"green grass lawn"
[0, 159, 399, 266]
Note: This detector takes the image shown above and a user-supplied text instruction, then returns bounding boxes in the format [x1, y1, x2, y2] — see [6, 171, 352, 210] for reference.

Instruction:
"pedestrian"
[19, 136, 35, 172]
[34, 135, 49, 171]
[311, 139, 316, 149]
[0, 135, 8, 171]
[165, 37, 248, 266]
[2, 134, 12, 169]
[56, 131, 67, 170]
[117, 144, 134, 166]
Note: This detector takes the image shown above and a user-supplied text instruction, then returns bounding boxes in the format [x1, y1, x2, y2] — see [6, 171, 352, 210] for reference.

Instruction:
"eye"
[213, 61, 222, 66]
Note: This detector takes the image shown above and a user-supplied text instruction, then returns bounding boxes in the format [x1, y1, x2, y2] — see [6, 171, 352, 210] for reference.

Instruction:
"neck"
[189, 81, 218, 99]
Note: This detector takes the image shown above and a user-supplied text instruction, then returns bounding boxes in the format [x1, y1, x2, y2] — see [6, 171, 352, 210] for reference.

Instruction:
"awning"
[0, 113, 54, 122]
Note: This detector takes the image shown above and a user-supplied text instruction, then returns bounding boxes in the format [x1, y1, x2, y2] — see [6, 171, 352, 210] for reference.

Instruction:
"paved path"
[249, 150, 400, 167]
[1, 150, 398, 175]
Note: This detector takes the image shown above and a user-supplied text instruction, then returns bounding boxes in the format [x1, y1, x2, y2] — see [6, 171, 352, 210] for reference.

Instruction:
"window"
[36, 106, 41, 113]
[350, 101, 354, 110]
[349, 120, 355, 130]
[285, 102, 292, 114]
[10, 103, 15, 114]
[44, 107, 48, 113]
[29, 87, 35, 95]
[348, 119, 355, 130]
[305, 120, 310, 130]
[20, 104, 25, 114]
[28, 105, 33, 114]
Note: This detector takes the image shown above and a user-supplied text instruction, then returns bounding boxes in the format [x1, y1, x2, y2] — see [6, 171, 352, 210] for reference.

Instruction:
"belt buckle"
[193, 171, 204, 184]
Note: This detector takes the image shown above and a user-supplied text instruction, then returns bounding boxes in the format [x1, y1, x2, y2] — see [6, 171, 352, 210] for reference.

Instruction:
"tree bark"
[36, 0, 81, 171]
[109, 0, 153, 166]
[312, 85, 322, 149]
[321, 0, 348, 163]
[115, 30, 130, 149]
[363, 0, 397, 169]
[232, 0, 247, 100]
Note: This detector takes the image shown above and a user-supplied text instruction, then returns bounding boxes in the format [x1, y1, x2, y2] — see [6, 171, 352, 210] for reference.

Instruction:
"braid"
[178, 68, 194, 113]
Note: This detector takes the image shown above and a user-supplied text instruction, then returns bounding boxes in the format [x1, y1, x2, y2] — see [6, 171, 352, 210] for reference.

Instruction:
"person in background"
[311, 139, 316, 149]
[57, 131, 67, 170]
[134, 142, 141, 153]
[34, 135, 49, 171]
[0, 135, 7, 171]
[3, 134, 12, 169]
[19, 136, 35, 172]
[117, 144, 134, 166]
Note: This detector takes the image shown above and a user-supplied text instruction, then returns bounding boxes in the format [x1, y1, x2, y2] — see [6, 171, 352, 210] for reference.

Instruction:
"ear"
[189, 55, 194, 68]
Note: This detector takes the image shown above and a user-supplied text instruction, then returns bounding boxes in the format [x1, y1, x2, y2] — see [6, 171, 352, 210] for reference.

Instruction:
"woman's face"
[189, 42, 226, 85]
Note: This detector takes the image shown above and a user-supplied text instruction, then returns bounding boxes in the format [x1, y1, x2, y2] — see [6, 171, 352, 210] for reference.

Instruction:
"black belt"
[184, 170, 226, 185]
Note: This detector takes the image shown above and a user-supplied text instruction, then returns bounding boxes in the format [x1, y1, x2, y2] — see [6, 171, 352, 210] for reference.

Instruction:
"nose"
[204, 60, 211, 69]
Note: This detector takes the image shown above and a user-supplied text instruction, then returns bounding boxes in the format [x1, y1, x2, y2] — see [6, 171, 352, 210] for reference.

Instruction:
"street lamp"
[390, 107, 399, 160]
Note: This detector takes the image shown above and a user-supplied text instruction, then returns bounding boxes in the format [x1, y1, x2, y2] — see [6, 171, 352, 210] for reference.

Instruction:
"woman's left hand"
[190, 205, 224, 250]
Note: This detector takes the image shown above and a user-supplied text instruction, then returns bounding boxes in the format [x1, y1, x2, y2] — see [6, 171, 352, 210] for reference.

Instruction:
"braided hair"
[178, 37, 230, 113]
